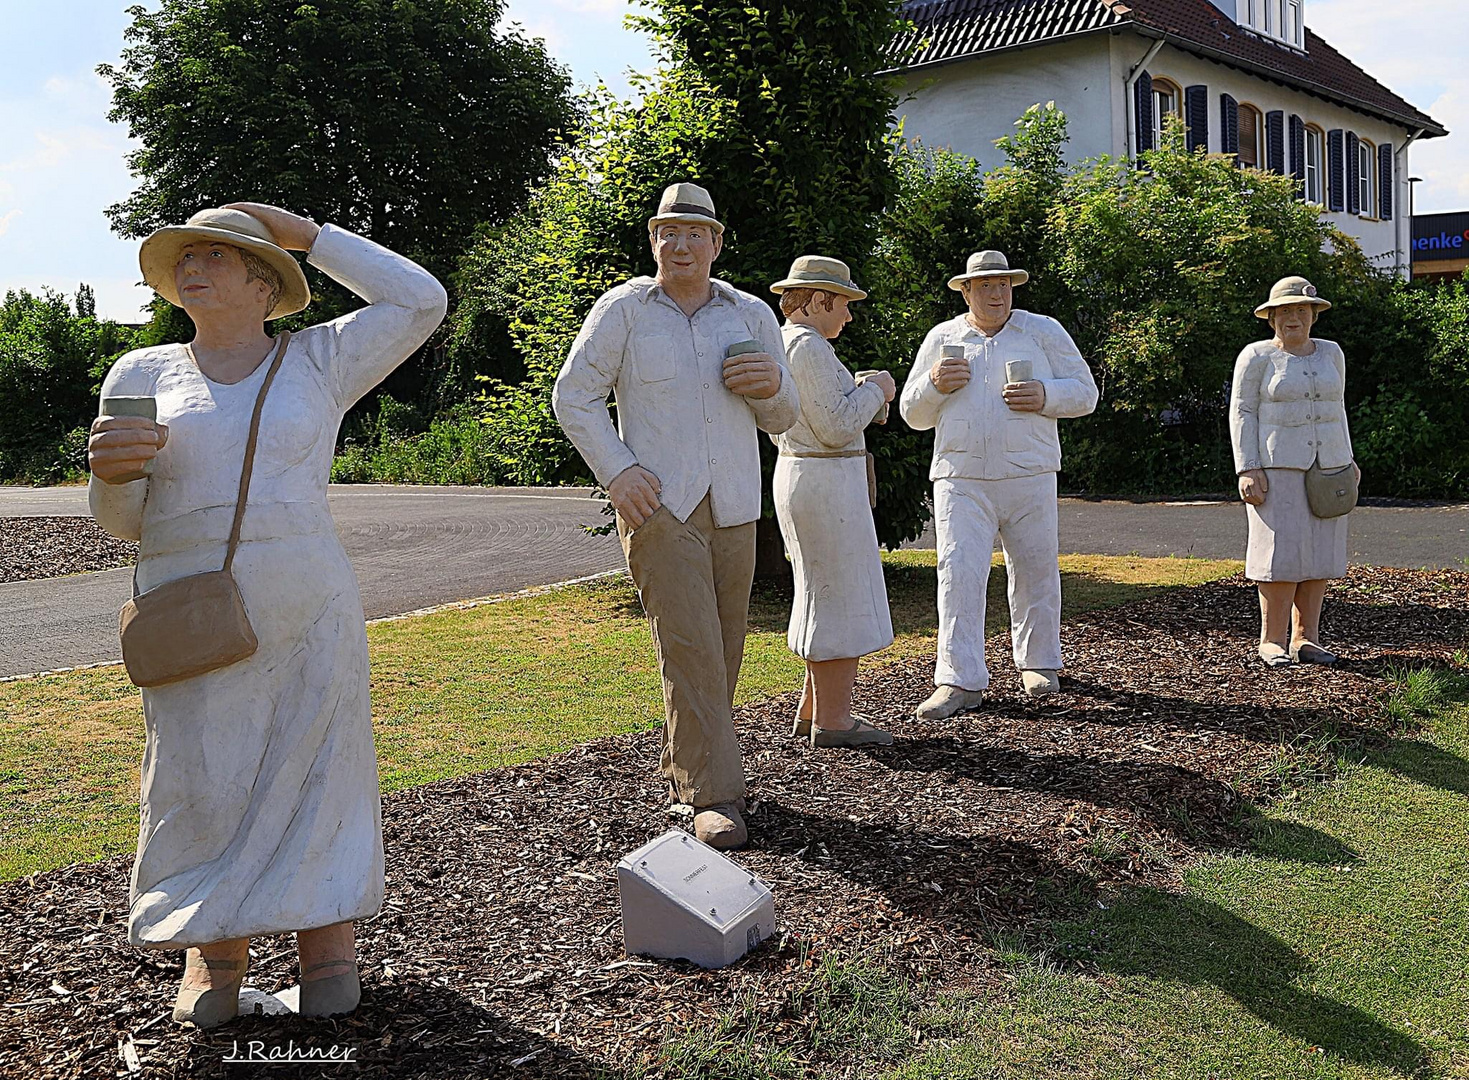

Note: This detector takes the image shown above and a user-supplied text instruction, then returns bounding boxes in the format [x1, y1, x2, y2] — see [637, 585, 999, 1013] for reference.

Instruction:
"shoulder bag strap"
[223, 331, 291, 574]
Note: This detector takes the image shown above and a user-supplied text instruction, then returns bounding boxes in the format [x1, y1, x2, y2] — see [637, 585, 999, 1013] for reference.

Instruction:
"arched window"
[1151, 78, 1183, 148]
[1237, 104, 1265, 169]
[1357, 137, 1377, 217]
[1303, 124, 1325, 205]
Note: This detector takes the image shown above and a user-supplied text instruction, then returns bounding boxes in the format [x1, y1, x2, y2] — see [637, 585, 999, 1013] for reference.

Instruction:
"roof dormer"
[1220, 0, 1307, 50]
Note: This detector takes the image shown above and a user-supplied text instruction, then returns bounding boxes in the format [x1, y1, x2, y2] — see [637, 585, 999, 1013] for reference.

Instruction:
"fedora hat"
[947, 250, 1029, 291]
[769, 255, 867, 300]
[1254, 275, 1332, 318]
[140, 208, 311, 320]
[647, 182, 724, 235]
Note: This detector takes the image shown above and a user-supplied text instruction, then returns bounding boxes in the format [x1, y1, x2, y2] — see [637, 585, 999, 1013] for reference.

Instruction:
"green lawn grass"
[0, 552, 1236, 880]
[642, 670, 1469, 1080]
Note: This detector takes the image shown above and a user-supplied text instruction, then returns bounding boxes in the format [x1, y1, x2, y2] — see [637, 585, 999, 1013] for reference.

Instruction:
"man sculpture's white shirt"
[900, 310, 1098, 477]
[554, 276, 799, 528]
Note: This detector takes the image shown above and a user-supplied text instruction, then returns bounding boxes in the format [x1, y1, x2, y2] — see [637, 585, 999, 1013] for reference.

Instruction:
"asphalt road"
[0, 485, 623, 678]
[2, 485, 1465, 679]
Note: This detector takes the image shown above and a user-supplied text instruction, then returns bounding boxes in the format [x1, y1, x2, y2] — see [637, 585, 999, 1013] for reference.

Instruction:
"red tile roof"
[895, 0, 1446, 136]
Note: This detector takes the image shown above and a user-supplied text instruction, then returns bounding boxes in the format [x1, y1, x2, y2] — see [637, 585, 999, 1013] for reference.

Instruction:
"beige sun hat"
[769, 255, 868, 300]
[647, 182, 724, 235]
[139, 207, 311, 320]
[1254, 275, 1332, 319]
[948, 250, 1029, 291]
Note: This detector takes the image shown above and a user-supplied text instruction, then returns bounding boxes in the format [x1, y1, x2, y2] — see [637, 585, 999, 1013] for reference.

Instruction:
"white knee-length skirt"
[1245, 467, 1349, 582]
[773, 455, 894, 662]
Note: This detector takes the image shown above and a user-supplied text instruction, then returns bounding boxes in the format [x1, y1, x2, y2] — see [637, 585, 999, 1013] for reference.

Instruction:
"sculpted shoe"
[299, 963, 362, 1019]
[793, 712, 874, 740]
[1021, 670, 1061, 697]
[811, 716, 894, 748]
[693, 803, 748, 850]
[172, 952, 248, 1029]
[1258, 643, 1294, 667]
[915, 686, 985, 720]
[1291, 642, 1338, 665]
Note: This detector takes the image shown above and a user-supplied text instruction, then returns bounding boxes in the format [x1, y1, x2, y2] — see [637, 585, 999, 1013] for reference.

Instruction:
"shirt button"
[706, 417, 713, 423]
[704, 383, 710, 389]
[710, 458, 717, 464]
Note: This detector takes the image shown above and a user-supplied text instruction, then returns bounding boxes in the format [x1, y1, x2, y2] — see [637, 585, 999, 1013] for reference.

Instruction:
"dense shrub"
[0, 287, 135, 483]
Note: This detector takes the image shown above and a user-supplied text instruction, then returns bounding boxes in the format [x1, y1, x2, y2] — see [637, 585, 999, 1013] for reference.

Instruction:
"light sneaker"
[693, 802, 748, 850]
[1021, 669, 1061, 697]
[914, 685, 985, 720]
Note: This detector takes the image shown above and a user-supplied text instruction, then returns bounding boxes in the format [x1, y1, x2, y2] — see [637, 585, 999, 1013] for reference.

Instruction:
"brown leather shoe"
[693, 803, 748, 850]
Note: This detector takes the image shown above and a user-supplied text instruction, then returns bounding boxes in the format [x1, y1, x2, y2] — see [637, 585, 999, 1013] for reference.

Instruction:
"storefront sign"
[1412, 211, 1469, 263]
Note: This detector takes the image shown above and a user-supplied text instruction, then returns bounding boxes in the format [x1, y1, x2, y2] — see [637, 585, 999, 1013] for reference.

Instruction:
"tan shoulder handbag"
[119, 333, 291, 688]
[1304, 458, 1359, 520]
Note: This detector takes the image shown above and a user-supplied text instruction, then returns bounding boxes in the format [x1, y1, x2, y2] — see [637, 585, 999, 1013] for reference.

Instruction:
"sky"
[0, 0, 1462, 322]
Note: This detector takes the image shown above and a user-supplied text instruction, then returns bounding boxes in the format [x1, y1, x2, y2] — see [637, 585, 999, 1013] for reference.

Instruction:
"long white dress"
[90, 225, 447, 948]
[772, 323, 893, 662]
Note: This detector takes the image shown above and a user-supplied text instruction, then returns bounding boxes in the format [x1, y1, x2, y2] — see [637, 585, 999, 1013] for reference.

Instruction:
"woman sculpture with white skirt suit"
[88, 203, 447, 1027]
[1230, 276, 1358, 666]
[769, 256, 896, 747]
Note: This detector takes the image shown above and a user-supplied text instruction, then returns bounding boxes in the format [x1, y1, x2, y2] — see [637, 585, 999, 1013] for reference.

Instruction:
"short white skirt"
[1245, 467, 1349, 582]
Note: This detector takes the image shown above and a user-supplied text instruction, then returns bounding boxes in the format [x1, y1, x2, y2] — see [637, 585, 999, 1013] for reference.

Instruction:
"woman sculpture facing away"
[769, 256, 897, 747]
[88, 203, 447, 1027]
[1229, 276, 1358, 667]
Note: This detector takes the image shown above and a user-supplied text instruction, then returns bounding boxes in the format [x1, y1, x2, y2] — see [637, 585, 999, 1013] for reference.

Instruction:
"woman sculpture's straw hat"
[769, 255, 867, 300]
[947, 250, 1029, 291]
[139, 207, 312, 320]
[1254, 276, 1332, 319]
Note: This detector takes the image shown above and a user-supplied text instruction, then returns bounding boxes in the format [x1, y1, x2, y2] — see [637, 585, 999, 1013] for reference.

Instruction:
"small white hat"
[647, 182, 724, 234]
[1254, 276, 1332, 318]
[947, 250, 1029, 291]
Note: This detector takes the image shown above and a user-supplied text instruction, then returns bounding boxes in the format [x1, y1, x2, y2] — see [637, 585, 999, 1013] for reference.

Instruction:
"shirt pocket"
[1004, 413, 1048, 454]
[632, 335, 678, 383]
[936, 417, 969, 455]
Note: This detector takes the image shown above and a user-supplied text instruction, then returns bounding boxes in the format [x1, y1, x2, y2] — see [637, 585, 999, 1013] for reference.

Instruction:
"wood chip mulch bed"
[1, 567, 1465, 1079]
[0, 517, 136, 584]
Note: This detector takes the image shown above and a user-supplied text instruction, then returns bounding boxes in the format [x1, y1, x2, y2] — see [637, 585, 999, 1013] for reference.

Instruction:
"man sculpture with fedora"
[900, 251, 1098, 719]
[553, 183, 798, 849]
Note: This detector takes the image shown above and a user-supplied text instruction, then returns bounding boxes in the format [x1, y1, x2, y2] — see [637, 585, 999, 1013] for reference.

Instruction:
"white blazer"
[1230, 339, 1352, 473]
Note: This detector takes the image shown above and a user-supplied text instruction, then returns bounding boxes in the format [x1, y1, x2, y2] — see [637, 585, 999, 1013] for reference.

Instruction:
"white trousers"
[934, 473, 1063, 690]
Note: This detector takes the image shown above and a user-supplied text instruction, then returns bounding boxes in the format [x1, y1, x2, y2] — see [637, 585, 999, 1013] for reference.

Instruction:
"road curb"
[0, 568, 630, 685]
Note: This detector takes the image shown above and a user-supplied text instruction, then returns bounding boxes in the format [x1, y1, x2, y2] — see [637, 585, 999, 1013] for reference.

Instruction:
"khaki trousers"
[619, 494, 754, 807]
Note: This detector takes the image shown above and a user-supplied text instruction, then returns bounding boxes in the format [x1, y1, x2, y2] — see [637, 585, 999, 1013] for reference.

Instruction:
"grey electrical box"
[617, 830, 776, 969]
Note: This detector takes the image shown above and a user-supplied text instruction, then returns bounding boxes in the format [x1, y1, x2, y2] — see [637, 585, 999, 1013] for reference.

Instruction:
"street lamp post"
[1407, 176, 1423, 280]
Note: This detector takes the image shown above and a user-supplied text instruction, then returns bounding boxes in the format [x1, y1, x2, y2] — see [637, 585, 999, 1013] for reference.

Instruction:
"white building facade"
[892, 0, 1446, 276]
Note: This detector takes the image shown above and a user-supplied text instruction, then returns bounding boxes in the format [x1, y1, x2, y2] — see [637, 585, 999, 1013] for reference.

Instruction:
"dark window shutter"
[1185, 85, 1209, 151]
[1220, 93, 1239, 158]
[1266, 111, 1285, 173]
[1346, 131, 1360, 214]
[1379, 142, 1394, 220]
[1135, 71, 1154, 154]
[1289, 115, 1306, 196]
[1328, 129, 1344, 211]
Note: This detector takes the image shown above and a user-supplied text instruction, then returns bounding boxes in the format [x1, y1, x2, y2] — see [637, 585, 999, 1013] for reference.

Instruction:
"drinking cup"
[100, 396, 159, 481]
[1005, 359, 1033, 385]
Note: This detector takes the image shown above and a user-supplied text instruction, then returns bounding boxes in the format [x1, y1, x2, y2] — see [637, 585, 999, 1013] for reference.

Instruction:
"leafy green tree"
[100, 0, 578, 407]
[0, 289, 135, 482]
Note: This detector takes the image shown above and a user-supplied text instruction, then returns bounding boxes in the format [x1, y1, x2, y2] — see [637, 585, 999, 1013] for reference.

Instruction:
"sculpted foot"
[1021, 669, 1060, 697]
[299, 962, 361, 1019]
[173, 947, 248, 1029]
[694, 803, 748, 850]
[915, 685, 985, 720]
[1291, 641, 1337, 665]
[1258, 643, 1294, 667]
[811, 715, 893, 748]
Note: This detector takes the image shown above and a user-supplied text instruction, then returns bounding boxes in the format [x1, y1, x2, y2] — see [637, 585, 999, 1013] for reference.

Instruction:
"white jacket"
[899, 311, 1098, 481]
[1229, 339, 1353, 473]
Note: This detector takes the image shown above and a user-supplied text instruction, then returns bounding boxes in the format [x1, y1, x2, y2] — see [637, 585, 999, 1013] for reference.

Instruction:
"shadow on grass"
[1052, 889, 1430, 1075]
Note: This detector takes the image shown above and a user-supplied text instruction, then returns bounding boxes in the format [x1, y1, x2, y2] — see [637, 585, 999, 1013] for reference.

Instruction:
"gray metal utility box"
[617, 830, 776, 969]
